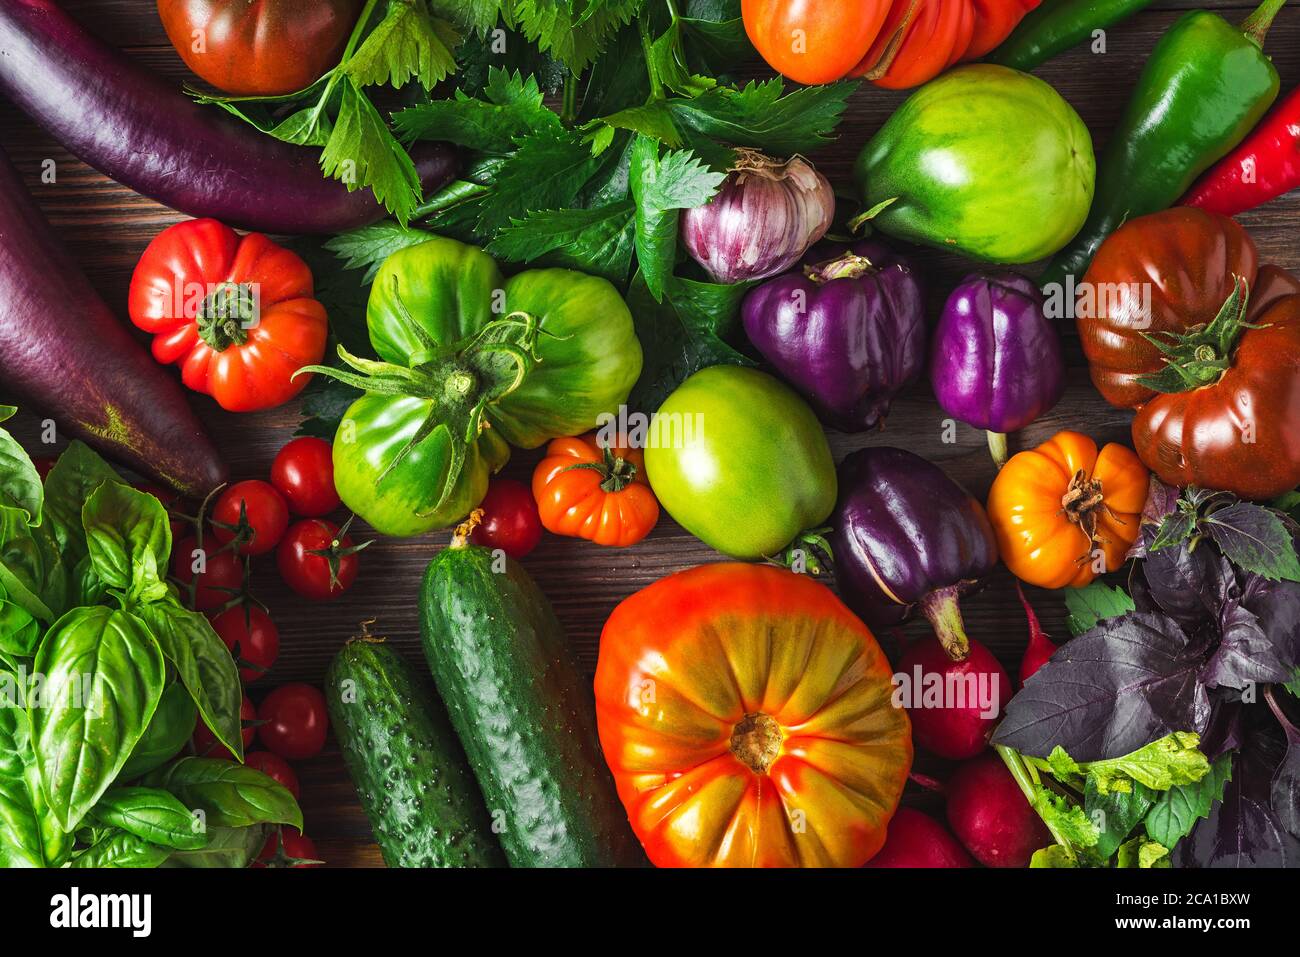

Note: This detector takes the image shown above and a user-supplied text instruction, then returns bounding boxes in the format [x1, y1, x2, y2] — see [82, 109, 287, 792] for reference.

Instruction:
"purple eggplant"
[929, 273, 1065, 466]
[0, 0, 456, 234]
[741, 240, 926, 432]
[830, 447, 998, 659]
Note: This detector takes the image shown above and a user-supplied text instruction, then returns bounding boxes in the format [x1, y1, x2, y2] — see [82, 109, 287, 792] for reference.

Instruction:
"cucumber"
[326, 634, 504, 868]
[419, 540, 643, 867]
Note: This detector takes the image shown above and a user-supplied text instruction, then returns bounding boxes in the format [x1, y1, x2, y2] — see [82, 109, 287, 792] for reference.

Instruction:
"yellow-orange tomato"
[531, 433, 659, 547]
[987, 431, 1148, 589]
[595, 563, 912, 868]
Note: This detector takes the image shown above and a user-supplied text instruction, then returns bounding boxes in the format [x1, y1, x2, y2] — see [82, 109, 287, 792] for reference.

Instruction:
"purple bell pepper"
[929, 273, 1065, 466]
[741, 240, 926, 432]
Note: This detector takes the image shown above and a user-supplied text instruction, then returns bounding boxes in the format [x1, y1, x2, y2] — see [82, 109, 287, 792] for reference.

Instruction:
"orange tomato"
[986, 431, 1148, 589]
[741, 0, 1039, 90]
[595, 563, 912, 867]
[531, 433, 659, 547]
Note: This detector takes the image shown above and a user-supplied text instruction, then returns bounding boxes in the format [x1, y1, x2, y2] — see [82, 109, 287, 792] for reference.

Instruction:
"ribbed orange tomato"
[531, 433, 659, 547]
[986, 431, 1148, 589]
[595, 563, 912, 868]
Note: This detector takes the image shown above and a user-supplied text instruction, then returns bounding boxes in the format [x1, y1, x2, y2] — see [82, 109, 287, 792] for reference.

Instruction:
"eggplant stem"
[987, 431, 1009, 469]
[920, 585, 970, 661]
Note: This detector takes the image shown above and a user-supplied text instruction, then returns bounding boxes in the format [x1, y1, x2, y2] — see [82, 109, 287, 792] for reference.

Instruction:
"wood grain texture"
[2, 0, 1298, 867]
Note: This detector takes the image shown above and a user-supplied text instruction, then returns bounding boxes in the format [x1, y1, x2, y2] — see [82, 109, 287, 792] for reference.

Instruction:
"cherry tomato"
[277, 519, 362, 601]
[468, 478, 543, 558]
[256, 829, 322, 867]
[211, 480, 290, 556]
[244, 751, 301, 799]
[209, 605, 280, 683]
[171, 537, 244, 612]
[191, 694, 256, 761]
[271, 437, 341, 517]
[257, 683, 329, 760]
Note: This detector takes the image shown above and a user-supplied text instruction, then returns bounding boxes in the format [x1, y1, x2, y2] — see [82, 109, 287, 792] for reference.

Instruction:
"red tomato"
[276, 519, 362, 601]
[127, 218, 328, 413]
[158, 0, 363, 96]
[257, 683, 329, 760]
[244, 751, 301, 799]
[211, 480, 289, 556]
[468, 478, 543, 558]
[209, 605, 280, 683]
[256, 829, 322, 867]
[171, 537, 244, 612]
[271, 437, 341, 517]
[192, 694, 256, 760]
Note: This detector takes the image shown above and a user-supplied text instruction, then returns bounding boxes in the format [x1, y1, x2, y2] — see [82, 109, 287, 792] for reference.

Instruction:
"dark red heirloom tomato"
[157, 0, 364, 96]
[128, 218, 328, 413]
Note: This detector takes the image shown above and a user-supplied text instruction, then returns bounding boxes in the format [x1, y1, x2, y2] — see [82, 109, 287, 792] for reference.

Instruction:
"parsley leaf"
[394, 68, 562, 152]
[668, 79, 857, 157]
[513, 0, 646, 72]
[326, 221, 437, 283]
[345, 0, 460, 90]
[475, 128, 603, 233]
[629, 136, 725, 301]
[320, 79, 424, 225]
[1144, 754, 1233, 849]
[487, 201, 636, 284]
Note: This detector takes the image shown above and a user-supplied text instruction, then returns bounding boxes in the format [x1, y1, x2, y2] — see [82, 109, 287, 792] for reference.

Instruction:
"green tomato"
[643, 366, 836, 559]
[854, 64, 1095, 263]
[326, 237, 643, 537]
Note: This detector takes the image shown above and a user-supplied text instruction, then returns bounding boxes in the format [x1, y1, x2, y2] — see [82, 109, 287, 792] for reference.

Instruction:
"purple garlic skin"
[741, 239, 926, 432]
[930, 272, 1065, 433]
[680, 151, 834, 285]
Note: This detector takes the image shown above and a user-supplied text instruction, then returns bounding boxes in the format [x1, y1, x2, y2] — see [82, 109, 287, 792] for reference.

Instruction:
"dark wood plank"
[3, 0, 1298, 867]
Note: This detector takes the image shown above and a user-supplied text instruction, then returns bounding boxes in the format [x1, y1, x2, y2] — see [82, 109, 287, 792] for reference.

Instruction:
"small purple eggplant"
[929, 273, 1065, 466]
[741, 240, 926, 432]
[829, 447, 998, 659]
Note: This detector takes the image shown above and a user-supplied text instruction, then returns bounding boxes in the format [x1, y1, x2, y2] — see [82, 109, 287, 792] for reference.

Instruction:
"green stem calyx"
[1241, 0, 1287, 47]
[805, 252, 877, 283]
[1136, 275, 1260, 394]
[197, 282, 259, 351]
[921, 585, 972, 661]
[561, 444, 638, 494]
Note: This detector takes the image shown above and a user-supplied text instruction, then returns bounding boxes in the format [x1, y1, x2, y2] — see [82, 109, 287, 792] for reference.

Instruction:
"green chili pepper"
[988, 0, 1156, 72]
[1039, 0, 1286, 290]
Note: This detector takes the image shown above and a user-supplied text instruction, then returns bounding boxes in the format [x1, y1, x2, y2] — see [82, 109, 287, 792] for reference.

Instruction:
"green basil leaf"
[1063, 582, 1136, 637]
[0, 422, 43, 525]
[120, 680, 198, 781]
[135, 602, 244, 761]
[0, 598, 41, 659]
[91, 786, 209, 850]
[69, 829, 171, 868]
[0, 506, 58, 622]
[144, 757, 302, 831]
[0, 681, 44, 867]
[162, 824, 267, 869]
[42, 441, 121, 561]
[30, 607, 165, 832]
[82, 482, 172, 604]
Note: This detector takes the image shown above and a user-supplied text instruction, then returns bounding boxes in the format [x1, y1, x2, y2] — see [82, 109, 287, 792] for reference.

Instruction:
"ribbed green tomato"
[643, 366, 836, 559]
[322, 238, 642, 537]
[854, 64, 1095, 263]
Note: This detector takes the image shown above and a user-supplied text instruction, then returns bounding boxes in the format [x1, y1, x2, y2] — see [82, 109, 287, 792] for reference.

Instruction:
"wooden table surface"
[4, 0, 1299, 868]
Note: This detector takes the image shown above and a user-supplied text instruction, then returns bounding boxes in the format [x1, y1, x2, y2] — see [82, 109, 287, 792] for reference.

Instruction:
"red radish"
[946, 752, 1050, 868]
[897, 635, 1010, 760]
[1016, 582, 1057, 687]
[865, 808, 973, 868]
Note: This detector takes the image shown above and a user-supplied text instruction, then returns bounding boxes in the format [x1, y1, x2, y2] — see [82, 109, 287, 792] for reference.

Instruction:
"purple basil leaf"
[992, 611, 1212, 761]
[1139, 538, 1232, 639]
[1125, 477, 1182, 560]
[1177, 746, 1300, 867]
[1202, 502, 1300, 583]
[1202, 600, 1295, 689]
[1272, 738, 1300, 841]
[1240, 575, 1300, 673]
[1199, 700, 1245, 759]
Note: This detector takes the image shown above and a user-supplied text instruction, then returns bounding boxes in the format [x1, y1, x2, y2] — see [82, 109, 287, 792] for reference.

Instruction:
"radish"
[946, 752, 1050, 868]
[865, 808, 973, 868]
[1016, 582, 1058, 687]
[897, 634, 1010, 760]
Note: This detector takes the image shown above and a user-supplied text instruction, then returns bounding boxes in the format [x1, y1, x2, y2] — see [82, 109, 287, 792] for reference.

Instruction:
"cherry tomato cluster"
[154, 437, 351, 867]
[467, 432, 662, 560]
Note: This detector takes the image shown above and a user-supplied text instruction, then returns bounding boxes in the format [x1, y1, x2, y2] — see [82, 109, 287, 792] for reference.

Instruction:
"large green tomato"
[643, 366, 836, 559]
[854, 64, 1095, 263]
[325, 237, 642, 537]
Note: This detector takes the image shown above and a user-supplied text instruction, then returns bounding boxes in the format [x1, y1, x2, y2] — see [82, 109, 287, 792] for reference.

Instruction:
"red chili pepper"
[1182, 83, 1300, 216]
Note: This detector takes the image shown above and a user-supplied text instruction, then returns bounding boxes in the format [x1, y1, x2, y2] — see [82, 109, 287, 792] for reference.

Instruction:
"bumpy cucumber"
[326, 635, 504, 868]
[419, 541, 643, 867]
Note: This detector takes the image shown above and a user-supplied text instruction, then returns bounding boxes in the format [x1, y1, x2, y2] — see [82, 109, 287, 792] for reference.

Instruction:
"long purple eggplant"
[0, 0, 456, 234]
[742, 240, 926, 432]
[830, 447, 998, 658]
[0, 147, 225, 496]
